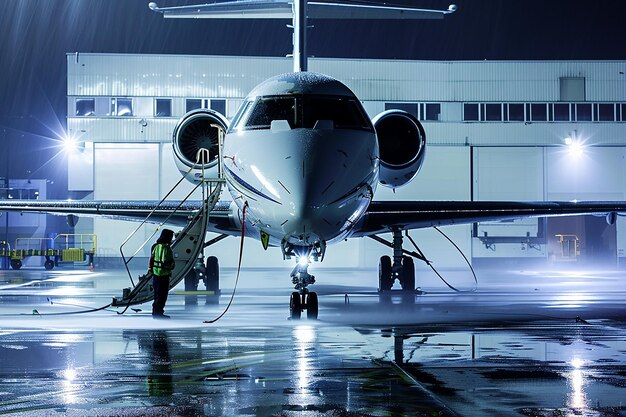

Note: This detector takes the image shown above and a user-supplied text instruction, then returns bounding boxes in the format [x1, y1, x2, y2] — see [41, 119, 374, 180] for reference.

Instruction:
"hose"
[203, 202, 248, 323]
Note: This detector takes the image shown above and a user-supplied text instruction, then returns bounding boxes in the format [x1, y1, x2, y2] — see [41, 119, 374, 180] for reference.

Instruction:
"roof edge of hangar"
[246, 72, 357, 99]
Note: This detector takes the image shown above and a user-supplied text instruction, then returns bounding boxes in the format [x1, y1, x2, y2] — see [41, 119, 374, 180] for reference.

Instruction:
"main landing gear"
[183, 255, 221, 305]
[283, 242, 324, 320]
[375, 230, 423, 295]
[182, 234, 228, 305]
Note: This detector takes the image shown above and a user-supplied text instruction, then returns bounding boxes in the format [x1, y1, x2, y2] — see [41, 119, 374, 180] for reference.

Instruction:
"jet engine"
[372, 109, 426, 188]
[172, 109, 229, 183]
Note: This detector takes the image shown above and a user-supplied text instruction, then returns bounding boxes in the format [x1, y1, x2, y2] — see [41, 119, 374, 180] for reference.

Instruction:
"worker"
[149, 228, 175, 318]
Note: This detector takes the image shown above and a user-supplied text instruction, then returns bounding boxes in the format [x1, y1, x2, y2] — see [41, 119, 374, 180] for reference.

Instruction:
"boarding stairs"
[112, 135, 225, 308]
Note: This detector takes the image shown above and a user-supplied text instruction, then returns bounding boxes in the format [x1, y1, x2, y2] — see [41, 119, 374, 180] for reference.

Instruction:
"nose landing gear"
[283, 242, 324, 320]
[289, 258, 318, 320]
[289, 290, 318, 320]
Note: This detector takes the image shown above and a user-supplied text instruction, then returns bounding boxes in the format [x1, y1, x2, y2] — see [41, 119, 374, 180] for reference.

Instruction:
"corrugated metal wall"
[68, 54, 626, 101]
[68, 53, 291, 98]
[66, 54, 626, 265]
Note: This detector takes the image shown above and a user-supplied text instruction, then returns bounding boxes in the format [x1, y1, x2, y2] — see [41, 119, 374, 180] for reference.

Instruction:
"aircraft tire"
[401, 256, 415, 292]
[44, 260, 54, 270]
[205, 256, 219, 291]
[10, 259, 22, 270]
[205, 256, 220, 305]
[306, 292, 318, 320]
[379, 255, 392, 292]
[290, 291, 302, 320]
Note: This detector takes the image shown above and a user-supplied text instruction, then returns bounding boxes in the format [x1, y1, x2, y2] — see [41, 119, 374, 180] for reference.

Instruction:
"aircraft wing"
[0, 200, 240, 235]
[352, 200, 626, 236]
[148, 0, 456, 20]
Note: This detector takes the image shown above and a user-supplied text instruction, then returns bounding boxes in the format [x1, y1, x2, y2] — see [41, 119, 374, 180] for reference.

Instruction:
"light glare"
[568, 140, 584, 157]
[62, 135, 79, 153]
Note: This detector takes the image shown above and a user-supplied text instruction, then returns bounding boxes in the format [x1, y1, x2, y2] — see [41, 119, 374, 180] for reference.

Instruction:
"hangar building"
[58, 54, 626, 269]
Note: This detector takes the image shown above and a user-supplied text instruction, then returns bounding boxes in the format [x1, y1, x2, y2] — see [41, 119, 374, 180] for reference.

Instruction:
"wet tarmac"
[1, 266, 626, 416]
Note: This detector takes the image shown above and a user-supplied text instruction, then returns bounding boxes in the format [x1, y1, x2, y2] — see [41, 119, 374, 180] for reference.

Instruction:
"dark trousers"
[152, 275, 170, 315]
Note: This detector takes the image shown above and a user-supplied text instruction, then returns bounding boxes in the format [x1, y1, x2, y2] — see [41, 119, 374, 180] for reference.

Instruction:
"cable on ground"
[203, 202, 248, 324]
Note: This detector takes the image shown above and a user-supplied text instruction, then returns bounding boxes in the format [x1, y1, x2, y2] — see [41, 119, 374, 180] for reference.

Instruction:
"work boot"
[152, 313, 170, 319]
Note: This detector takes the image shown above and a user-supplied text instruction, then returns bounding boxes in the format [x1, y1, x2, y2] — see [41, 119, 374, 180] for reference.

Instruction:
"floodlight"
[568, 140, 584, 157]
[62, 135, 78, 153]
[62, 134, 84, 153]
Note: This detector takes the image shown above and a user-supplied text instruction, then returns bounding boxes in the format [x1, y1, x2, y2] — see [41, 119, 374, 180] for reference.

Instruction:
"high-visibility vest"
[152, 243, 174, 276]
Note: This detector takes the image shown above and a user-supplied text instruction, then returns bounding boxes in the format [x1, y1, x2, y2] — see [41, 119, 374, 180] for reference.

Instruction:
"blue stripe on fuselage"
[224, 165, 282, 205]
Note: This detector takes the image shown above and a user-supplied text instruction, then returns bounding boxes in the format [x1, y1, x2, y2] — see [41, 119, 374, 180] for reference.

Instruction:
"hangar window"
[621, 104, 626, 121]
[111, 98, 133, 117]
[553, 103, 570, 121]
[530, 103, 547, 121]
[597, 103, 615, 121]
[483, 103, 501, 121]
[506, 104, 524, 121]
[211, 99, 226, 116]
[186, 99, 203, 113]
[385, 103, 418, 119]
[424, 103, 441, 121]
[75, 98, 95, 116]
[155, 99, 172, 117]
[245, 96, 297, 129]
[575, 103, 592, 121]
[463, 104, 479, 121]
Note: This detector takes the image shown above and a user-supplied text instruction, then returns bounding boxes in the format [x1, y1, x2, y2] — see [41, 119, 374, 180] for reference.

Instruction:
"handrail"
[119, 126, 225, 288]
[15, 238, 54, 251]
[53, 234, 97, 252]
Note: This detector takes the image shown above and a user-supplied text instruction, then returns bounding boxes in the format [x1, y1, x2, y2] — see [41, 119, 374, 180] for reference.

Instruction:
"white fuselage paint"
[221, 73, 379, 248]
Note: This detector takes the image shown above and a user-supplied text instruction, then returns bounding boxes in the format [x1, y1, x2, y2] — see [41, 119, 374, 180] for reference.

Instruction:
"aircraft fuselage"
[222, 72, 379, 249]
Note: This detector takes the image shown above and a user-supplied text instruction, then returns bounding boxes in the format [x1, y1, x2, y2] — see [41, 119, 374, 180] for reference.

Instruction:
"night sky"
[1, 0, 625, 195]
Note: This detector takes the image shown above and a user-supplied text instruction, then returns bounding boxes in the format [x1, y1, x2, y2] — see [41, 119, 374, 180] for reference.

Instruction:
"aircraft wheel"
[44, 260, 54, 270]
[401, 256, 415, 292]
[205, 256, 219, 291]
[10, 259, 22, 270]
[306, 292, 318, 320]
[290, 291, 302, 320]
[184, 269, 199, 306]
[379, 255, 392, 292]
[205, 256, 220, 304]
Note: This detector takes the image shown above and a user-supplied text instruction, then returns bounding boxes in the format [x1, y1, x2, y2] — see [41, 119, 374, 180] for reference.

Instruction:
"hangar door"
[545, 147, 624, 266]
[472, 147, 546, 261]
[94, 143, 160, 257]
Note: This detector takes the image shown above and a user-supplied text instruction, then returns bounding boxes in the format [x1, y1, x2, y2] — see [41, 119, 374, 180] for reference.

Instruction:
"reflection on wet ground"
[1, 267, 626, 416]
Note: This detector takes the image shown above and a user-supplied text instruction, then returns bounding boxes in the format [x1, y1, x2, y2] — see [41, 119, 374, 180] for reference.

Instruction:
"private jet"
[2, 1, 626, 320]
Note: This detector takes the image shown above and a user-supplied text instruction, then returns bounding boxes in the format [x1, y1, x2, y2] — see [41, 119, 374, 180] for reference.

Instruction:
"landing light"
[297, 256, 309, 267]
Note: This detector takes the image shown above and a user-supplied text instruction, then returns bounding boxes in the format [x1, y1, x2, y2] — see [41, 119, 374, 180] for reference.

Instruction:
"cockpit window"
[302, 96, 371, 130]
[230, 94, 373, 132]
[245, 97, 297, 130]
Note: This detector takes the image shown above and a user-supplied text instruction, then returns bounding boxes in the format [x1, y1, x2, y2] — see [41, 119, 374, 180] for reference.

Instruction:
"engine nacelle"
[372, 109, 426, 188]
[172, 109, 229, 183]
